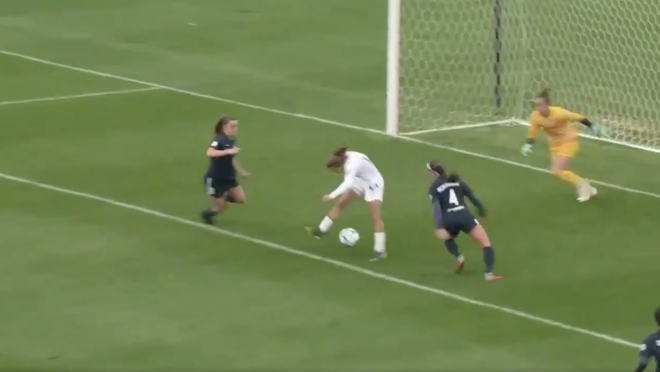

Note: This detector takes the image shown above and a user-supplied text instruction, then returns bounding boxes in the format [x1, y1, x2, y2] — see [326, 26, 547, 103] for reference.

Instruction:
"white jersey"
[328, 151, 384, 202]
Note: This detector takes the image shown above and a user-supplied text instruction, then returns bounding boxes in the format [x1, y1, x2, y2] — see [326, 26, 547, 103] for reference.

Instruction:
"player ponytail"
[333, 147, 348, 157]
[215, 116, 236, 134]
[538, 88, 551, 104]
[427, 161, 459, 181]
[327, 147, 348, 168]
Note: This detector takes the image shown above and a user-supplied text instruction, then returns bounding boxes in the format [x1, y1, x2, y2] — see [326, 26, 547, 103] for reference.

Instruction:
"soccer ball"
[339, 228, 360, 246]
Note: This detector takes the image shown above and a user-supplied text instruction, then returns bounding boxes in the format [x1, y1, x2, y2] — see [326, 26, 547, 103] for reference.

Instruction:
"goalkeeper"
[521, 89, 606, 202]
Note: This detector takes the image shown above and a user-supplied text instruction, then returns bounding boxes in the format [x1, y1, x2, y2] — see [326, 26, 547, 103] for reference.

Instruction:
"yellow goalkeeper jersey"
[528, 106, 585, 144]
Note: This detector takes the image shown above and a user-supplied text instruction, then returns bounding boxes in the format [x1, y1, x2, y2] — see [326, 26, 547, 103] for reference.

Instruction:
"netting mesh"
[397, 0, 660, 150]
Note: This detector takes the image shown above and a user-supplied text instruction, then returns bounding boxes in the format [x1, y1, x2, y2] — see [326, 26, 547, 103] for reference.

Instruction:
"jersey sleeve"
[633, 338, 653, 372]
[428, 186, 444, 227]
[639, 338, 653, 364]
[328, 164, 358, 200]
[462, 181, 486, 217]
[210, 135, 223, 150]
[564, 109, 585, 122]
[527, 114, 538, 140]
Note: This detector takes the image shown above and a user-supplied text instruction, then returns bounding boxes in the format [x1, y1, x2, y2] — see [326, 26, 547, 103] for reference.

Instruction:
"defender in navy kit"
[635, 307, 660, 372]
[201, 116, 250, 225]
[427, 161, 502, 281]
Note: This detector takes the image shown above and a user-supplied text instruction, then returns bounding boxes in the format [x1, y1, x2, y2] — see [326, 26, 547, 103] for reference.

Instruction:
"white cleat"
[577, 182, 596, 202]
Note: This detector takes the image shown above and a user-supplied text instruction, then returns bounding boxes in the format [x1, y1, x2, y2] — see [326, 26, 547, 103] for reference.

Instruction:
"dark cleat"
[201, 210, 216, 225]
[306, 226, 326, 239]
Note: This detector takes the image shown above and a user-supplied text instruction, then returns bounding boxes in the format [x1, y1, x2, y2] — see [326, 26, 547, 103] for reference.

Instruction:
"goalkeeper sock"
[445, 239, 460, 258]
[556, 170, 582, 187]
[483, 246, 495, 273]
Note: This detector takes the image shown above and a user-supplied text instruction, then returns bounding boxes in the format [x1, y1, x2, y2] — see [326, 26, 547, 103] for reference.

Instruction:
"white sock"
[374, 232, 386, 253]
[319, 216, 333, 232]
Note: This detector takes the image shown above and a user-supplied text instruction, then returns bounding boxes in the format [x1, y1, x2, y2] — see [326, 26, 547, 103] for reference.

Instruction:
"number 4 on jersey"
[449, 189, 459, 205]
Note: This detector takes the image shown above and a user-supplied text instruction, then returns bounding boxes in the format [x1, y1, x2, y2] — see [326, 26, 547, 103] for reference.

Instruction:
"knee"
[551, 168, 563, 177]
[233, 193, 247, 204]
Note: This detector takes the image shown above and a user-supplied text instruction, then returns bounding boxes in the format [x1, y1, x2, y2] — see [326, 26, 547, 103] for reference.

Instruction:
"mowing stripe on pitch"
[0, 87, 160, 107]
[0, 171, 639, 349]
[0, 49, 658, 201]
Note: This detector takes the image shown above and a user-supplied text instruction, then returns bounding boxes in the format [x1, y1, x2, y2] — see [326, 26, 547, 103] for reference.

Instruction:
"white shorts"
[350, 177, 384, 202]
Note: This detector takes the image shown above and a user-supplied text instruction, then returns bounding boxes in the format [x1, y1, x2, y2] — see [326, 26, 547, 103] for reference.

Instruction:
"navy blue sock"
[483, 246, 495, 272]
[444, 239, 460, 258]
[224, 194, 237, 203]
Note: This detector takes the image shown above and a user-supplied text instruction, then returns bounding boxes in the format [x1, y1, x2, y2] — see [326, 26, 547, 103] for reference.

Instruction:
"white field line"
[0, 171, 639, 349]
[0, 87, 160, 107]
[1, 49, 658, 200]
[399, 119, 513, 136]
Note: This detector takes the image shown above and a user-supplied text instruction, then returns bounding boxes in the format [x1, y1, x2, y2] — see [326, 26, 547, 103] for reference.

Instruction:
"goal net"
[388, 0, 660, 152]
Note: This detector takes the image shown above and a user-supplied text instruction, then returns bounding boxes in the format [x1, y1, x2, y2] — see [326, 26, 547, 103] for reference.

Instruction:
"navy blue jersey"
[429, 177, 486, 217]
[206, 134, 236, 179]
[638, 331, 660, 372]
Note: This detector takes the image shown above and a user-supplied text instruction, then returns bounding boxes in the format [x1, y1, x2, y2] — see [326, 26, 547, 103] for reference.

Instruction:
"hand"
[322, 195, 332, 202]
[521, 144, 533, 156]
[238, 169, 250, 178]
[226, 147, 240, 155]
[435, 228, 451, 240]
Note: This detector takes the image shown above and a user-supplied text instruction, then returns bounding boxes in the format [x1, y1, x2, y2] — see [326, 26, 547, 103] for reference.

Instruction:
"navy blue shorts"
[204, 176, 238, 198]
[436, 210, 479, 238]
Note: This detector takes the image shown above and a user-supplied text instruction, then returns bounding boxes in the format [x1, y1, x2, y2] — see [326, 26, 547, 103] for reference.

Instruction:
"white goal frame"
[385, 0, 660, 154]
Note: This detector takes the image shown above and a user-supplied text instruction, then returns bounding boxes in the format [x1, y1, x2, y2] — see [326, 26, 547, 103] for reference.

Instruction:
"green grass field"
[1, 1, 659, 370]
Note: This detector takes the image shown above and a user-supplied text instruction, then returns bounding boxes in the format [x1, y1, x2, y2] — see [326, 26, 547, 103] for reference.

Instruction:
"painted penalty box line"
[0, 87, 161, 107]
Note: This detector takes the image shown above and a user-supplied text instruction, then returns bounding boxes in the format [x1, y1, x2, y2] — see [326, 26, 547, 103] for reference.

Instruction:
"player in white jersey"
[308, 147, 386, 261]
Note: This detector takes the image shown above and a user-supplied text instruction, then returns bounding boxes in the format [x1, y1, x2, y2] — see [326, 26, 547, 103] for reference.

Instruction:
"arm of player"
[633, 342, 651, 372]
[521, 115, 537, 156]
[233, 159, 250, 177]
[462, 182, 487, 218]
[430, 194, 444, 227]
[565, 110, 607, 137]
[328, 171, 357, 200]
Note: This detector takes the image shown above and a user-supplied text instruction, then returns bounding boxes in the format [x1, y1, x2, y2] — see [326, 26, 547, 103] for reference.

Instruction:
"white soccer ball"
[339, 228, 360, 246]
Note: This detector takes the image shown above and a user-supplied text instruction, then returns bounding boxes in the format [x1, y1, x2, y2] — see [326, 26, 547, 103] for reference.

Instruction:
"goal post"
[387, 0, 660, 153]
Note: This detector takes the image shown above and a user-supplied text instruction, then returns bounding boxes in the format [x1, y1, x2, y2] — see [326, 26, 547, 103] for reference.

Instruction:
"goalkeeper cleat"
[577, 181, 594, 202]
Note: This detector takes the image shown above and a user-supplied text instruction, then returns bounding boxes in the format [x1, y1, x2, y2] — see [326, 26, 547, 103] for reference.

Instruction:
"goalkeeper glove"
[594, 125, 607, 138]
[521, 144, 533, 156]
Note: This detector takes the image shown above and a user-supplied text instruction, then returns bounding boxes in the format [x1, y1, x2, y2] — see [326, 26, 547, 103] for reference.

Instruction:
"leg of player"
[201, 196, 226, 225]
[225, 185, 247, 204]
[468, 224, 502, 281]
[435, 229, 465, 273]
[367, 199, 387, 261]
[309, 190, 356, 238]
[550, 147, 596, 202]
